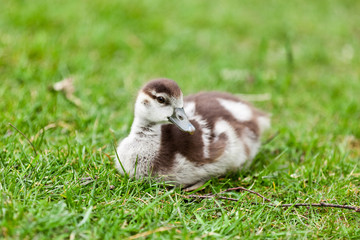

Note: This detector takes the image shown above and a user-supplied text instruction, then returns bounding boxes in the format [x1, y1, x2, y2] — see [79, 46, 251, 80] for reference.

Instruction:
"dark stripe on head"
[142, 79, 182, 98]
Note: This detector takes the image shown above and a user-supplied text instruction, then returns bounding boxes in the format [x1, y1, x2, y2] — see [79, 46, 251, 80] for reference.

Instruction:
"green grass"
[1, 0, 360, 239]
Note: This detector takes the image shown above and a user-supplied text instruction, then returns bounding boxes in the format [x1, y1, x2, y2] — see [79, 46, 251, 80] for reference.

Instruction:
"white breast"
[116, 131, 160, 178]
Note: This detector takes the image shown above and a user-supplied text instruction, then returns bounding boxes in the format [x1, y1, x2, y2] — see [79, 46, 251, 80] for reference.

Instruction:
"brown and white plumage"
[116, 79, 270, 190]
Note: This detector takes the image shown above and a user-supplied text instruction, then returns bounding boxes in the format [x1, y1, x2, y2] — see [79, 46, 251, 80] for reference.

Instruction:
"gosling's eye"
[156, 96, 165, 104]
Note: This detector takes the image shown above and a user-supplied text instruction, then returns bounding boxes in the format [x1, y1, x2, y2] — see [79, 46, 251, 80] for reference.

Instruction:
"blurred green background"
[1, 0, 359, 143]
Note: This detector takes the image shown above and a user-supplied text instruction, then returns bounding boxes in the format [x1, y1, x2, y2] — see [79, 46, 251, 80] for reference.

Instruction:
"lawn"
[1, 0, 360, 239]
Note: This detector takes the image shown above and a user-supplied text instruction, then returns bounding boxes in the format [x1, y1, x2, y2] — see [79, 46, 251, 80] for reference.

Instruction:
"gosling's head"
[134, 79, 195, 134]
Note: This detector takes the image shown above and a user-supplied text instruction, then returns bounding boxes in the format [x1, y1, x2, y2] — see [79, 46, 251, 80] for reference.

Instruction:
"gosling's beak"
[168, 108, 196, 134]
